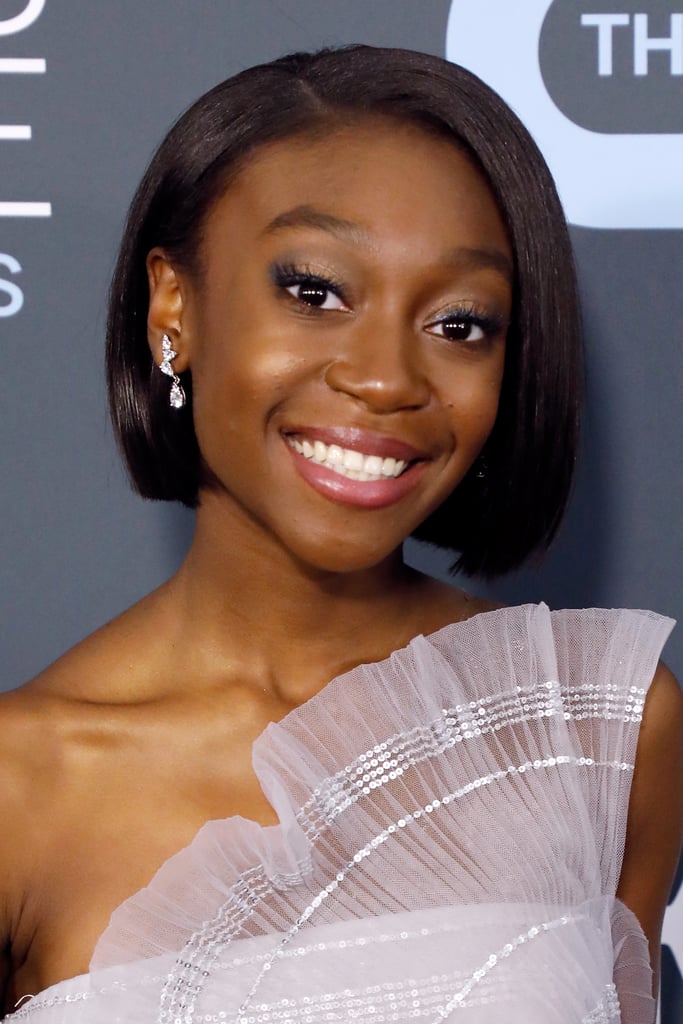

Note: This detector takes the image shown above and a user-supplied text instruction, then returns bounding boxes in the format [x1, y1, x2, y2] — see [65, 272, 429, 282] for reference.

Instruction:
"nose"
[323, 324, 431, 414]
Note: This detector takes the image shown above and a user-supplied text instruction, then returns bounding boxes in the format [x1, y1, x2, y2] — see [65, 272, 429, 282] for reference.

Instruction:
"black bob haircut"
[106, 44, 581, 579]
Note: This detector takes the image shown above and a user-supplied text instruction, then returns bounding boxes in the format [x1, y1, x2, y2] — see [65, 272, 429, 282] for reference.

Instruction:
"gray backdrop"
[1, 1, 681, 1016]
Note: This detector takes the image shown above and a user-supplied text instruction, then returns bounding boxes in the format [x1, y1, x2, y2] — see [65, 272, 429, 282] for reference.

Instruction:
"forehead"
[200, 119, 511, 263]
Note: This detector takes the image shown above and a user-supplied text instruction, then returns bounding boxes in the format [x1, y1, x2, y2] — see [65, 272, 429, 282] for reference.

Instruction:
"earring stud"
[159, 333, 186, 409]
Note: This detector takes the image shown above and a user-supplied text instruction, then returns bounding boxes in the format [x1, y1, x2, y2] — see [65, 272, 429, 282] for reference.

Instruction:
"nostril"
[323, 357, 430, 413]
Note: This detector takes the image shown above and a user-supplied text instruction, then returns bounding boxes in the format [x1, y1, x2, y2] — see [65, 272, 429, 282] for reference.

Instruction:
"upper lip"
[282, 426, 428, 463]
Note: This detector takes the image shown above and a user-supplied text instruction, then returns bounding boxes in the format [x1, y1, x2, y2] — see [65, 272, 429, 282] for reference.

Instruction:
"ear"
[146, 247, 191, 372]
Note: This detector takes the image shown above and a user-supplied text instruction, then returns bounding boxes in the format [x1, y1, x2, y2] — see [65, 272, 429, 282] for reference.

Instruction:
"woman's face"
[164, 118, 512, 573]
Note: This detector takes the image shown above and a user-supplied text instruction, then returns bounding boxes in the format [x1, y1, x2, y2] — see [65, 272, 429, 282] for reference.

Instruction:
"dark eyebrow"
[445, 247, 514, 283]
[262, 205, 369, 245]
[264, 204, 513, 281]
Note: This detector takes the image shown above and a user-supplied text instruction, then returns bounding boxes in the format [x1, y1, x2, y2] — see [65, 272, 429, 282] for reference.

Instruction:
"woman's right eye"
[284, 279, 347, 310]
[271, 264, 350, 312]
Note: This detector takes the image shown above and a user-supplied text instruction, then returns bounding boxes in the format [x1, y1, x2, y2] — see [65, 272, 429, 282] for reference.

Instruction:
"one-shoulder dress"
[5, 604, 676, 1023]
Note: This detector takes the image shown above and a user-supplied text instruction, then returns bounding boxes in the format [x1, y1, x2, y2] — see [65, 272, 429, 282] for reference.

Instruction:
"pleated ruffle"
[7, 605, 673, 1023]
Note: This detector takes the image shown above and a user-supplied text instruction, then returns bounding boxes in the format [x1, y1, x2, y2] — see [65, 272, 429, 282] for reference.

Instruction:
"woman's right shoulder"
[0, 678, 58, 803]
[0, 663, 84, 845]
[3, 579, 177, 711]
[0, 649, 112, 1008]
[0, 679, 59, 972]
[0, 609, 157, 931]
[0, 595, 165, 824]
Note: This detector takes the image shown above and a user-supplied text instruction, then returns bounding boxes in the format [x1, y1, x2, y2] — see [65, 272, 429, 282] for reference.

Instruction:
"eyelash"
[271, 264, 348, 311]
[270, 263, 505, 345]
[426, 303, 505, 345]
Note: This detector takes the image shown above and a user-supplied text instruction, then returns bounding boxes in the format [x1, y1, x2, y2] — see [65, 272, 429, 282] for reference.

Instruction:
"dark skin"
[1, 120, 681, 1014]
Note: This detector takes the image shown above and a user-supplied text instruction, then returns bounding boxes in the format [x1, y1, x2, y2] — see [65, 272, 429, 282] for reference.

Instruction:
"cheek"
[442, 361, 506, 441]
[189, 323, 316, 452]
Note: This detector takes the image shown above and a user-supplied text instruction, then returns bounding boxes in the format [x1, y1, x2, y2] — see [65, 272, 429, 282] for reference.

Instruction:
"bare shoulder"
[0, 584, 173, 887]
[17, 580, 173, 706]
[0, 587, 175, 975]
[630, 663, 683, 829]
[617, 662, 683, 962]
[0, 682, 64, 969]
[0, 682, 63, 825]
[628, 662, 683, 857]
[639, 661, 683, 749]
[0, 655, 109, 864]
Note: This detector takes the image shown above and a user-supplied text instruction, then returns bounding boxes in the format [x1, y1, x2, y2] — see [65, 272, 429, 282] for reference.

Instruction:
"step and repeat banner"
[1, 1, 681, 1016]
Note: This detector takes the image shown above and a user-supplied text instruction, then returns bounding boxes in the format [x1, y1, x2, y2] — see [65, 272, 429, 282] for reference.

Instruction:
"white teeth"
[343, 449, 364, 471]
[288, 437, 409, 481]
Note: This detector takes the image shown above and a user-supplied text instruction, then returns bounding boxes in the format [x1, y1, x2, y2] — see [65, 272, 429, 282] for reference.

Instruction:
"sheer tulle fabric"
[7, 604, 674, 1023]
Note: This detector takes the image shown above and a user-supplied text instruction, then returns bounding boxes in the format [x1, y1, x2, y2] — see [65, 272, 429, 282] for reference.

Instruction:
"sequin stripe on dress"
[431, 912, 612, 1022]
[166, 970, 615, 1024]
[581, 984, 622, 1024]
[296, 677, 641, 841]
[562, 682, 646, 724]
[4, 968, 171, 1022]
[157, 857, 312, 1024]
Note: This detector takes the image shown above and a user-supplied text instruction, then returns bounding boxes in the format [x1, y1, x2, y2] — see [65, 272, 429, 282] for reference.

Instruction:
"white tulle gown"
[6, 604, 674, 1024]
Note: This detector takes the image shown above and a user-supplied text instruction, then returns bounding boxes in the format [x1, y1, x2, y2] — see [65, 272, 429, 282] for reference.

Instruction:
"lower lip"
[285, 444, 426, 509]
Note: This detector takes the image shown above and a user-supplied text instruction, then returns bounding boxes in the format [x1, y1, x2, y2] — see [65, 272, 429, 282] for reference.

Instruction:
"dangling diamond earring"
[159, 333, 186, 409]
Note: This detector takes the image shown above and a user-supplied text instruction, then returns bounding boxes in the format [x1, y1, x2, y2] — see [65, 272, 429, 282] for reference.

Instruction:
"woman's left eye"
[426, 311, 501, 344]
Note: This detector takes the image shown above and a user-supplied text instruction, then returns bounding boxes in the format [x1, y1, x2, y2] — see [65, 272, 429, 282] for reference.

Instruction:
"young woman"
[1, 45, 681, 1023]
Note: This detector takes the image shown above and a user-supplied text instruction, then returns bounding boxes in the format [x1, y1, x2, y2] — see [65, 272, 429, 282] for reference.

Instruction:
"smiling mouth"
[286, 437, 409, 482]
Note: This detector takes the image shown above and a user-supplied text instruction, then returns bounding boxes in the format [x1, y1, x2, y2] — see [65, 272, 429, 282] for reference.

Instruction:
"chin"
[287, 537, 404, 577]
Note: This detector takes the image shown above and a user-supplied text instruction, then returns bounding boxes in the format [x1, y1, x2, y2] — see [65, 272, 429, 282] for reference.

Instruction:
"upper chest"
[5, 697, 283, 1006]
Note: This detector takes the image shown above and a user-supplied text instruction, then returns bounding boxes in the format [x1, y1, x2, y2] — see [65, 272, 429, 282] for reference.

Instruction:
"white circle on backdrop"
[446, 0, 683, 228]
[0, 0, 45, 37]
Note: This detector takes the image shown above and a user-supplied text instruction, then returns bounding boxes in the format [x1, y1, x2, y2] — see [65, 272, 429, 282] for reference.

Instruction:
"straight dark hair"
[106, 44, 582, 578]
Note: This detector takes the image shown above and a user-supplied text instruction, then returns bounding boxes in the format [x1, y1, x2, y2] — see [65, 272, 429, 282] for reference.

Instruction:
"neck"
[158, 491, 431, 703]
